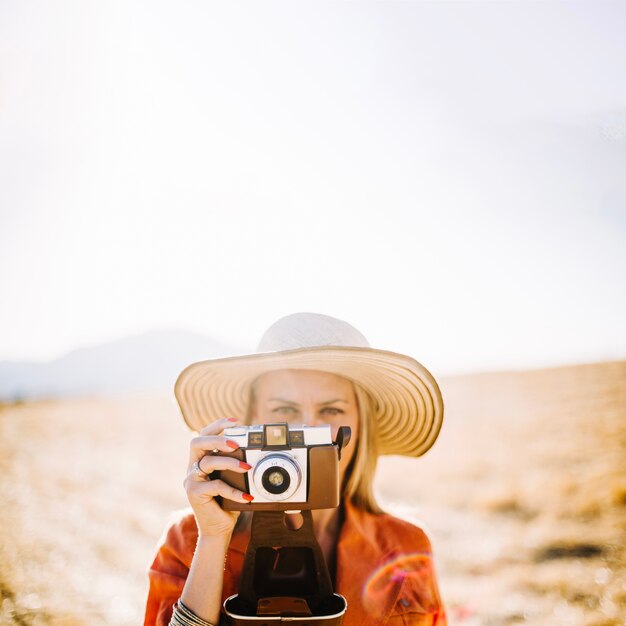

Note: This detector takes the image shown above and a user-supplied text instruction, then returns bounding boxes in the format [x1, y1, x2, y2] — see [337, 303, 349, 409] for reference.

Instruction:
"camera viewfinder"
[263, 423, 288, 448]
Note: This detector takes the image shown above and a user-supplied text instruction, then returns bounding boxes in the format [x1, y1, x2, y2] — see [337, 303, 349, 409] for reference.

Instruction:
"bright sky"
[1, 1, 625, 376]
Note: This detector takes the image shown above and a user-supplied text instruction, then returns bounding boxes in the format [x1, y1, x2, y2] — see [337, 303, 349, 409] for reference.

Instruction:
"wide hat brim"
[174, 346, 444, 458]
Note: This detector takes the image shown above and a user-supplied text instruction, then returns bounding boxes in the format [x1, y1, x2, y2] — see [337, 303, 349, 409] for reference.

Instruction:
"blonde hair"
[341, 382, 383, 514]
[246, 375, 384, 515]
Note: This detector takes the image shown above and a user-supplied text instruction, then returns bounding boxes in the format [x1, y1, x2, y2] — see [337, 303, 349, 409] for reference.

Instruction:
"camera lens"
[252, 453, 302, 501]
[261, 466, 291, 495]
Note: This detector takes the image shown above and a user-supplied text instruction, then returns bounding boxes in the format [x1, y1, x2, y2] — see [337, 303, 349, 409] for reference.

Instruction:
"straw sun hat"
[174, 313, 444, 457]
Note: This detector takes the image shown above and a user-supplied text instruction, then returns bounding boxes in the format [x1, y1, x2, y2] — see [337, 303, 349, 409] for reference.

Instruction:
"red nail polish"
[228, 418, 238, 422]
[242, 493, 254, 502]
[239, 461, 252, 470]
[226, 440, 239, 449]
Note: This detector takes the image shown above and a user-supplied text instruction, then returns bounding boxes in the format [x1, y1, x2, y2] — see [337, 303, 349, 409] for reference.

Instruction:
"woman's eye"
[320, 407, 344, 416]
[272, 406, 298, 415]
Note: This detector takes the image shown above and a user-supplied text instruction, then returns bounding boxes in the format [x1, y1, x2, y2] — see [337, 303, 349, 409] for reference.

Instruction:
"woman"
[144, 313, 447, 626]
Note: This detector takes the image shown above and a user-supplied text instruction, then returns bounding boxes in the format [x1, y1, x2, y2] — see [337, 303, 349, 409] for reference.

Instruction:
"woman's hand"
[184, 417, 253, 538]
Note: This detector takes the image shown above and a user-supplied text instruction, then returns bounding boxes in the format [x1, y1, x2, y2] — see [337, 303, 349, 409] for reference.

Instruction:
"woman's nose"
[301, 410, 322, 426]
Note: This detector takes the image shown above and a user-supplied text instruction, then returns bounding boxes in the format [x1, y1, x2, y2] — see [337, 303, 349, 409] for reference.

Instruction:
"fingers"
[190, 434, 240, 455]
[194, 455, 252, 477]
[199, 417, 240, 437]
[185, 477, 254, 504]
[184, 417, 255, 508]
[188, 434, 241, 467]
[188, 417, 242, 466]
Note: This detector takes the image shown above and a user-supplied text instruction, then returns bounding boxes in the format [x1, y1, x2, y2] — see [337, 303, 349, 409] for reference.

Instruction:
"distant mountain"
[0, 329, 242, 400]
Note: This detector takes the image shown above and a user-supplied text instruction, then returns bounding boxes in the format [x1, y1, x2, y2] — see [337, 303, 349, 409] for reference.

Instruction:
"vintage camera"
[216, 422, 351, 511]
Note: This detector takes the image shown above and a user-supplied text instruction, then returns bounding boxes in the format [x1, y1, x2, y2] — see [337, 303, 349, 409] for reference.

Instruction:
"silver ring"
[193, 460, 209, 479]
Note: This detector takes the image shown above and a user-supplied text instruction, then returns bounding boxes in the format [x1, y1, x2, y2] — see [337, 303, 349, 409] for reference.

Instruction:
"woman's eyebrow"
[268, 397, 300, 405]
[267, 398, 349, 406]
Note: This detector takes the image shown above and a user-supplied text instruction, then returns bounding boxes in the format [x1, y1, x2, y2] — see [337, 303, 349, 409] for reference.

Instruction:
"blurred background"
[0, 2, 624, 625]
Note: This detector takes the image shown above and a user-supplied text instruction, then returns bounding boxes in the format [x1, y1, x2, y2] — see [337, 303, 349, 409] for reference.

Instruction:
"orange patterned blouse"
[144, 500, 447, 626]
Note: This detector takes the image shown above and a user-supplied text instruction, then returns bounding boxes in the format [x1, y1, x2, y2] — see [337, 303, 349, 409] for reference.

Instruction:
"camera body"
[216, 422, 349, 511]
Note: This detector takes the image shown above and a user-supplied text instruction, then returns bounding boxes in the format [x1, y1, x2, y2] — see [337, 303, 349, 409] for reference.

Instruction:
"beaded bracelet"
[169, 599, 218, 626]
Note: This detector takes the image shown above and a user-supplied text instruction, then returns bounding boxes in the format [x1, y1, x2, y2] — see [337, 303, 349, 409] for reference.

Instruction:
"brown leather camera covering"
[217, 445, 340, 512]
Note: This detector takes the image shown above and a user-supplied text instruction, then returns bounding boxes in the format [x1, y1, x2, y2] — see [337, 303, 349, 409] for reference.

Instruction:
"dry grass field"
[0, 361, 624, 626]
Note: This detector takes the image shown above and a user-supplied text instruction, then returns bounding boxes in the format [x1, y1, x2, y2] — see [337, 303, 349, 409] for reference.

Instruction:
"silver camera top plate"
[223, 423, 332, 448]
